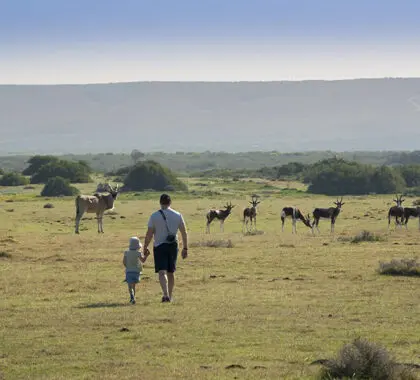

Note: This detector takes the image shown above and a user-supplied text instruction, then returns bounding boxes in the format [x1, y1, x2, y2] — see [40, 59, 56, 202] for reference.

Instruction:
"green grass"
[0, 182, 419, 379]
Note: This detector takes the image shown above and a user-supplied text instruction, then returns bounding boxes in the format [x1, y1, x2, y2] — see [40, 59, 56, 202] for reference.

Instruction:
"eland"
[75, 184, 119, 234]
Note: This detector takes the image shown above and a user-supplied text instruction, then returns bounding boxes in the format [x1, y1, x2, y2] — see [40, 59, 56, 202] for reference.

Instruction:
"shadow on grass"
[76, 302, 130, 309]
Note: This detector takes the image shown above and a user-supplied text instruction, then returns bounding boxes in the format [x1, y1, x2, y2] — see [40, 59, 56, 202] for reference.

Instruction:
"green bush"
[305, 158, 406, 195]
[22, 155, 59, 175]
[40, 177, 80, 197]
[31, 160, 91, 184]
[123, 160, 187, 191]
[0, 172, 29, 186]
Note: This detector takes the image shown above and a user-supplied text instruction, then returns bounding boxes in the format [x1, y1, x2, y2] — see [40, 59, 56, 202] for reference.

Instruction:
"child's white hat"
[129, 236, 142, 250]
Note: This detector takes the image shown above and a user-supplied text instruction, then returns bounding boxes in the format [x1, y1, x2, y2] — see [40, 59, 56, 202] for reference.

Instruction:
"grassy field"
[0, 178, 419, 379]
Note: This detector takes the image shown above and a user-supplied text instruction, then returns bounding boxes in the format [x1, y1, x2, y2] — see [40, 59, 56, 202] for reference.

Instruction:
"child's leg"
[127, 283, 134, 299]
[132, 283, 136, 297]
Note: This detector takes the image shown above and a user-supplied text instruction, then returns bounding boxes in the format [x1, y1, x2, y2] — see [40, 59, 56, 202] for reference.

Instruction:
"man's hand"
[144, 248, 151, 257]
[181, 248, 188, 259]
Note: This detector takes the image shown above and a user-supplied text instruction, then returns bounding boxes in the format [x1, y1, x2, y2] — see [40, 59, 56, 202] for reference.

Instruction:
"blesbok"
[75, 184, 120, 234]
[401, 205, 420, 230]
[243, 195, 261, 232]
[280, 207, 312, 234]
[387, 194, 405, 229]
[206, 202, 235, 233]
[312, 197, 344, 234]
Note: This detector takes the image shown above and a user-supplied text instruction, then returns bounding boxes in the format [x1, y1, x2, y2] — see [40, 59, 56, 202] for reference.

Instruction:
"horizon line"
[1, 76, 420, 86]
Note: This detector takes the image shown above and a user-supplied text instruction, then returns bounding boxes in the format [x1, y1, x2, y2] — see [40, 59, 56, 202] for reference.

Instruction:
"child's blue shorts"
[125, 271, 140, 284]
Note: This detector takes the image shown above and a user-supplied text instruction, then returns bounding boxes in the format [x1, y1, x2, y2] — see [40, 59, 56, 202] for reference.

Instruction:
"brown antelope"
[243, 195, 261, 232]
[206, 202, 235, 233]
[75, 184, 119, 234]
[281, 207, 312, 234]
[312, 197, 344, 234]
[402, 205, 420, 230]
[387, 194, 405, 229]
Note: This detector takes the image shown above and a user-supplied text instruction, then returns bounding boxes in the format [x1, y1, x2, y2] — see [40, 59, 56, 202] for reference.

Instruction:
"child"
[123, 236, 149, 304]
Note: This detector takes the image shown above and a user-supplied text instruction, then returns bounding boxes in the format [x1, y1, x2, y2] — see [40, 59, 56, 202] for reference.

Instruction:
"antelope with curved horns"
[75, 183, 120, 234]
[243, 195, 261, 233]
[312, 197, 344, 234]
[387, 194, 405, 230]
[281, 207, 312, 234]
[402, 205, 420, 230]
[206, 201, 235, 233]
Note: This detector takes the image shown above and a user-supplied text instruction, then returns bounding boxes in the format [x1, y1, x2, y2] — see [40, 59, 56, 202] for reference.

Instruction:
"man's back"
[148, 207, 184, 247]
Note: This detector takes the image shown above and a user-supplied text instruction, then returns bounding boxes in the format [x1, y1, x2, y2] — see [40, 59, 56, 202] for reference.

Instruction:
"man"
[143, 194, 188, 303]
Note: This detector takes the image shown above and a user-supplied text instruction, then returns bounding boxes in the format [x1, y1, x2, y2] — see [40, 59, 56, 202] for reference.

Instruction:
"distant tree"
[0, 168, 4, 175]
[22, 155, 59, 175]
[30, 160, 92, 184]
[41, 177, 80, 197]
[371, 166, 406, 194]
[0, 172, 29, 186]
[77, 160, 93, 173]
[123, 160, 187, 191]
[397, 164, 420, 187]
[130, 149, 145, 165]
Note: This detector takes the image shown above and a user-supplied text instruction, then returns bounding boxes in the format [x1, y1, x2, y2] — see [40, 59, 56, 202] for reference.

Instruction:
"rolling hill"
[1, 78, 420, 154]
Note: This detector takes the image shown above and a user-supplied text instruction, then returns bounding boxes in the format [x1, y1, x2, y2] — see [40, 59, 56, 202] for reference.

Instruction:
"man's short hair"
[160, 193, 171, 205]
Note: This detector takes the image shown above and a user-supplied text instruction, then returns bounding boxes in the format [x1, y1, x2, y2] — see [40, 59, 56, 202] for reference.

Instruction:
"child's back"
[124, 249, 143, 273]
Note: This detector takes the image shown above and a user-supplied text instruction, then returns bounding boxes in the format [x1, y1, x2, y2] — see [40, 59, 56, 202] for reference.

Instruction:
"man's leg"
[167, 272, 175, 299]
[158, 270, 170, 300]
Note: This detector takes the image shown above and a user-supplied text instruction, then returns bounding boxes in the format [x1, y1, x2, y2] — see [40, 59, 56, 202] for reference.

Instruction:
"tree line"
[1, 154, 420, 196]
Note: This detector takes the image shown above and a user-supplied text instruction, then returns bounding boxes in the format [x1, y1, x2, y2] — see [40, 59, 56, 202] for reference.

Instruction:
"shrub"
[22, 155, 59, 175]
[378, 258, 420, 277]
[351, 230, 384, 244]
[123, 160, 187, 191]
[316, 338, 417, 380]
[0, 251, 12, 259]
[31, 160, 91, 184]
[41, 177, 80, 197]
[0, 172, 29, 186]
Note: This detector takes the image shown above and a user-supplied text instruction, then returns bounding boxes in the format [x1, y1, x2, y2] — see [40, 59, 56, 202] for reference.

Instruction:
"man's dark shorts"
[153, 242, 178, 273]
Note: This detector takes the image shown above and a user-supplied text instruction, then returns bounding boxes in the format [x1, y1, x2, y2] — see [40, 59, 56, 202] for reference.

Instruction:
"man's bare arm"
[143, 227, 154, 253]
[179, 220, 188, 250]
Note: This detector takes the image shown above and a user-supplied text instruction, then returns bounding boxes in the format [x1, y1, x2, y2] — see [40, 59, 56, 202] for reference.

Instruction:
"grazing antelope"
[280, 207, 312, 234]
[243, 195, 261, 232]
[75, 184, 119, 234]
[387, 194, 405, 229]
[312, 197, 344, 234]
[206, 202, 235, 233]
[401, 205, 420, 230]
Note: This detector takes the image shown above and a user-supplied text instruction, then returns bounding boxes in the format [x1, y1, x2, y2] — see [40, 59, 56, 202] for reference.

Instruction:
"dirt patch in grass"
[190, 239, 234, 248]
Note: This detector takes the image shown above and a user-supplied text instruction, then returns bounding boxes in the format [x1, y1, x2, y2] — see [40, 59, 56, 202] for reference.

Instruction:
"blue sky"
[1, 0, 420, 83]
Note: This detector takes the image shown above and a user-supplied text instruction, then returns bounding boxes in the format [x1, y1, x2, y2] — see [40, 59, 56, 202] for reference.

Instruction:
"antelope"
[75, 184, 119, 234]
[280, 207, 312, 234]
[243, 195, 261, 232]
[206, 202, 235, 233]
[401, 205, 420, 230]
[312, 197, 344, 234]
[387, 194, 405, 229]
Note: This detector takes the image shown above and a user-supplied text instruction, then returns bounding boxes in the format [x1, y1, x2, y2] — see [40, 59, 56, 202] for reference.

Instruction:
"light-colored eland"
[75, 184, 119, 234]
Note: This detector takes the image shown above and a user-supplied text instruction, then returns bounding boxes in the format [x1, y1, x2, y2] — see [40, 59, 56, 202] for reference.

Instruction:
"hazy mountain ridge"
[1, 78, 420, 154]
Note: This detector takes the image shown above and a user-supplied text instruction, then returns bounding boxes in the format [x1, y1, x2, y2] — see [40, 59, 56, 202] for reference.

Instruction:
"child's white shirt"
[124, 249, 143, 273]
